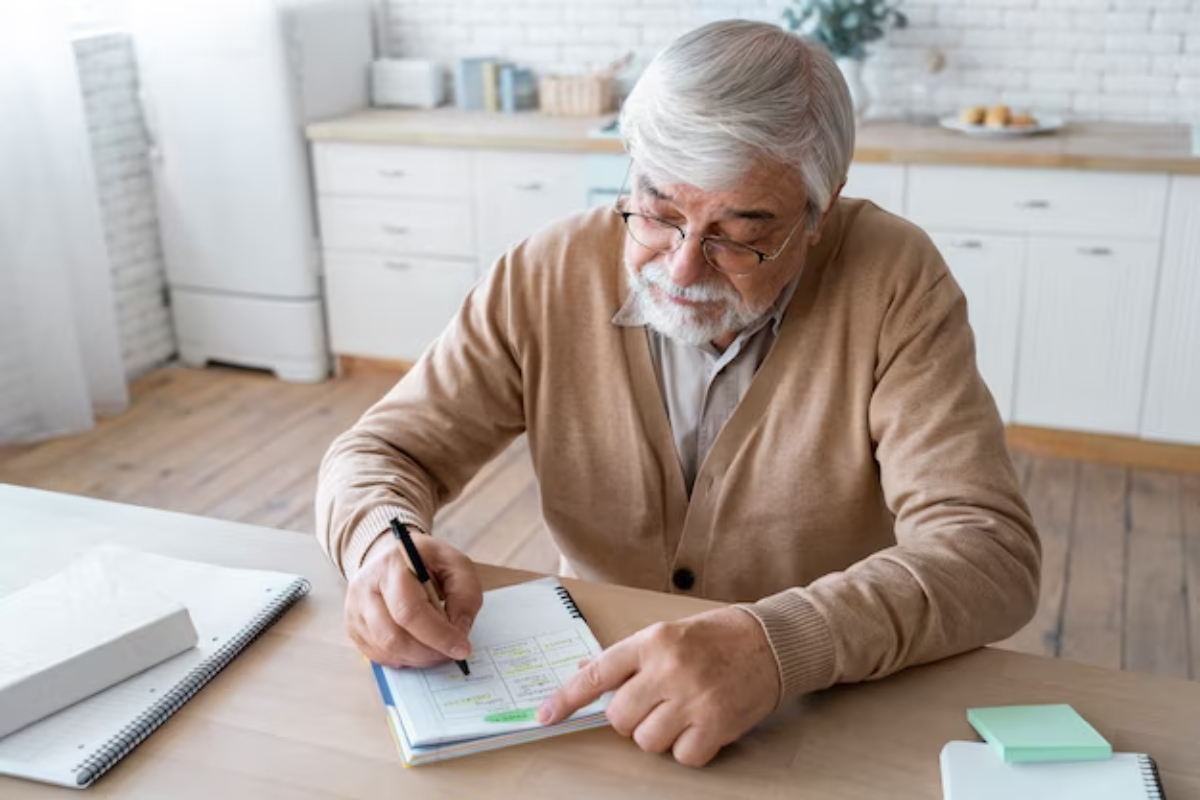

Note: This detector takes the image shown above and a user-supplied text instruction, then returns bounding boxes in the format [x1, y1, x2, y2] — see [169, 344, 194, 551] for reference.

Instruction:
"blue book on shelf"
[499, 65, 516, 114]
[455, 56, 495, 111]
[499, 66, 537, 114]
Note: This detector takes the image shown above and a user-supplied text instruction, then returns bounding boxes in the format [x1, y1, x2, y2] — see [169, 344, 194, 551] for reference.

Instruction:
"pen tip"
[459, 660, 470, 676]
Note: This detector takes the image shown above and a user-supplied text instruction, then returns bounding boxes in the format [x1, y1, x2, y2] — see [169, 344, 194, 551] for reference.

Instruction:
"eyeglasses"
[613, 164, 806, 277]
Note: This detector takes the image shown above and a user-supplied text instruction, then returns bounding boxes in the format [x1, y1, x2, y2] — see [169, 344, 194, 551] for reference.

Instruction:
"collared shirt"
[612, 274, 801, 494]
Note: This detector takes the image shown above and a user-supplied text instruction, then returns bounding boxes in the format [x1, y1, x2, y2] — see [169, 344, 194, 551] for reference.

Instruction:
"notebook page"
[941, 741, 1159, 800]
[381, 577, 609, 747]
[0, 546, 304, 787]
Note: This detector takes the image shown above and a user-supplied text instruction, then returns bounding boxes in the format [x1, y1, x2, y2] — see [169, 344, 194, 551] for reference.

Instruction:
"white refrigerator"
[130, 0, 375, 382]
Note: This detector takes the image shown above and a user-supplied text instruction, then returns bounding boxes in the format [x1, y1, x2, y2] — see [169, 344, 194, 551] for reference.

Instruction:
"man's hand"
[344, 534, 483, 668]
[537, 607, 781, 767]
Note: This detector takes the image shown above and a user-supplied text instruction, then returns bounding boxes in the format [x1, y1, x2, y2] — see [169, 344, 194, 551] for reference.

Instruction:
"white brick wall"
[73, 33, 176, 379]
[385, 0, 1200, 124]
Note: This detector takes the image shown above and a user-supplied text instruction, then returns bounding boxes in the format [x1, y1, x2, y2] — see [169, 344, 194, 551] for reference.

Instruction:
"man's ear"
[807, 181, 845, 246]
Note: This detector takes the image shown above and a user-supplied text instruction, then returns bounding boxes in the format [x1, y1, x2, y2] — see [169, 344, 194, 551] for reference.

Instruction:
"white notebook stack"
[0, 547, 199, 740]
[0, 545, 309, 788]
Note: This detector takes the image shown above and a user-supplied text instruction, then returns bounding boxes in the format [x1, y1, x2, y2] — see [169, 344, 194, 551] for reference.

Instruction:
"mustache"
[635, 262, 738, 304]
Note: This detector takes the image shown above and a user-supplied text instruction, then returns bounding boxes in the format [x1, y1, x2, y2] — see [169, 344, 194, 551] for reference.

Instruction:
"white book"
[0, 546, 199, 740]
[373, 577, 611, 765]
[941, 741, 1166, 800]
[0, 545, 309, 788]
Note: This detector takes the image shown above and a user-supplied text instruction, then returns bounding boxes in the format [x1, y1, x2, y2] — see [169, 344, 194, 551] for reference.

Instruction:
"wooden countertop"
[3, 484, 1200, 799]
[306, 107, 1200, 174]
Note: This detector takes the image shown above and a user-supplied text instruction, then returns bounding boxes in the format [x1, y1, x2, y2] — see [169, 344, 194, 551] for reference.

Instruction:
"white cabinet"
[1015, 237, 1160, 436]
[310, 137, 1198, 445]
[842, 163, 905, 217]
[911, 165, 1168, 437]
[312, 142, 591, 363]
[1141, 176, 1200, 444]
[475, 150, 587, 268]
[928, 232, 1024, 420]
[313, 142, 479, 362]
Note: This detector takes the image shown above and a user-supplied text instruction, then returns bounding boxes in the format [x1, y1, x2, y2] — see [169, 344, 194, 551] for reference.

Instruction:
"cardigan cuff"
[343, 505, 428, 579]
[737, 590, 837, 706]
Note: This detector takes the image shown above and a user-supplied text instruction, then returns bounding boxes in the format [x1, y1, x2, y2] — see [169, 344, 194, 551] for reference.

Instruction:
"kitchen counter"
[306, 108, 1200, 174]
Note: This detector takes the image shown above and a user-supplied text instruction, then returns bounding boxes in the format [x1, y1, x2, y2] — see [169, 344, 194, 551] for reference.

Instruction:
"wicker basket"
[538, 74, 614, 117]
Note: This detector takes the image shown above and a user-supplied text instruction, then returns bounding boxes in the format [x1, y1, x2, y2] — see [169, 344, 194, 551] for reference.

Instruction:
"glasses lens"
[624, 214, 681, 253]
[702, 238, 761, 276]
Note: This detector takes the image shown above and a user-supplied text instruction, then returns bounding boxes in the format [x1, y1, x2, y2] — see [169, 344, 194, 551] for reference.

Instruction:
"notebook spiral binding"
[71, 577, 312, 787]
[553, 585, 585, 621]
[1137, 754, 1166, 799]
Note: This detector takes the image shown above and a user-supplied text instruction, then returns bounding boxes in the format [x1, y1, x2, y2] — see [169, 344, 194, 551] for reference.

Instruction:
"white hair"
[619, 20, 855, 232]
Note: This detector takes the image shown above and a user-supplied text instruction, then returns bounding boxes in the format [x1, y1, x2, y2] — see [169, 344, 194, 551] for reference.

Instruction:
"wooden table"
[2, 483, 1199, 799]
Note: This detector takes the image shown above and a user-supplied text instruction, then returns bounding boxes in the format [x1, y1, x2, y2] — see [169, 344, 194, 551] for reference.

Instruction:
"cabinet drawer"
[313, 143, 472, 199]
[318, 196, 475, 258]
[475, 150, 588, 265]
[324, 253, 478, 361]
[907, 166, 1167, 238]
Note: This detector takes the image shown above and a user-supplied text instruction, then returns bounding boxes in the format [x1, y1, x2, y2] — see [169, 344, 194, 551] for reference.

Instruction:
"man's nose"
[666, 235, 711, 287]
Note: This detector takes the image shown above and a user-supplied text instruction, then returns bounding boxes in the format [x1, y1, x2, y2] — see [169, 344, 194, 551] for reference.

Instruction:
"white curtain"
[0, 0, 129, 445]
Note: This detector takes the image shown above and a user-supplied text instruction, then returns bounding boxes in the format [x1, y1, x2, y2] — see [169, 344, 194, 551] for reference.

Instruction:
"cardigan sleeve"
[742, 263, 1041, 703]
[314, 255, 527, 578]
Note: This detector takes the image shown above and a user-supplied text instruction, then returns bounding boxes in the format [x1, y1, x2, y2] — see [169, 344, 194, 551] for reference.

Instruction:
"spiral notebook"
[0, 546, 310, 789]
[941, 741, 1167, 799]
[372, 577, 611, 765]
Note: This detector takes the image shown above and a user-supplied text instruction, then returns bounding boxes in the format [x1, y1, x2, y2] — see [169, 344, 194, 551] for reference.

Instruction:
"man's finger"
[605, 673, 666, 737]
[429, 547, 483, 631]
[671, 726, 722, 768]
[538, 639, 639, 725]
[379, 566, 471, 661]
[359, 594, 443, 668]
[631, 701, 684, 755]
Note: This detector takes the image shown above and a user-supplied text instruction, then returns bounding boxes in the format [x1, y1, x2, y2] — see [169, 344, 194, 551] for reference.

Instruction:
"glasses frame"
[612, 162, 806, 277]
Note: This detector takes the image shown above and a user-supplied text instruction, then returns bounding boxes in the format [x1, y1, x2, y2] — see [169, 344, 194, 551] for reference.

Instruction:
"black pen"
[389, 518, 470, 676]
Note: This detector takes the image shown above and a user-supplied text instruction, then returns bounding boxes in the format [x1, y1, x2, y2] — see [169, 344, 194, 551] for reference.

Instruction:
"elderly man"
[316, 20, 1040, 767]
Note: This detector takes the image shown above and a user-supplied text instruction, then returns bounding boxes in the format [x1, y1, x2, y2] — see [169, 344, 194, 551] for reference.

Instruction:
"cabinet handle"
[947, 239, 983, 249]
[1015, 199, 1050, 209]
[378, 168, 407, 179]
[382, 224, 409, 235]
[384, 260, 411, 270]
[514, 182, 544, 191]
[1077, 246, 1113, 257]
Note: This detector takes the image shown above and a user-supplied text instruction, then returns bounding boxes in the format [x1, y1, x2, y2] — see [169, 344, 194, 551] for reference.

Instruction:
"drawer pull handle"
[379, 168, 407, 179]
[384, 260, 411, 270]
[382, 224, 409, 235]
[1015, 200, 1050, 209]
[1077, 246, 1113, 257]
[515, 182, 544, 191]
[949, 240, 983, 249]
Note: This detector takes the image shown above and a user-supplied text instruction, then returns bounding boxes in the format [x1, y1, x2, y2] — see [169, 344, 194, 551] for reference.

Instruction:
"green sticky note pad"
[966, 704, 1112, 763]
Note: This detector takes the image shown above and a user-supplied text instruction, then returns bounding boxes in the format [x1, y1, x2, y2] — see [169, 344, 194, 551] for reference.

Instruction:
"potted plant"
[781, 0, 908, 122]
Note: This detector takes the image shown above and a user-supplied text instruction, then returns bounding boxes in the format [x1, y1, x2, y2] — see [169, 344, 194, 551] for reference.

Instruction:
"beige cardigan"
[316, 199, 1041, 702]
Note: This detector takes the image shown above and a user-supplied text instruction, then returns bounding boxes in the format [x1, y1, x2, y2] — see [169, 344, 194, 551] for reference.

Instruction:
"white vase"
[836, 57, 870, 124]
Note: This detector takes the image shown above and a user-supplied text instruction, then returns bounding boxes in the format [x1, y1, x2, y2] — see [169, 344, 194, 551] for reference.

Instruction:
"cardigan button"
[672, 568, 696, 591]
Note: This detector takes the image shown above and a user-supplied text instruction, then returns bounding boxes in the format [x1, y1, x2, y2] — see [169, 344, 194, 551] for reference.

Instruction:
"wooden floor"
[1, 365, 1197, 681]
